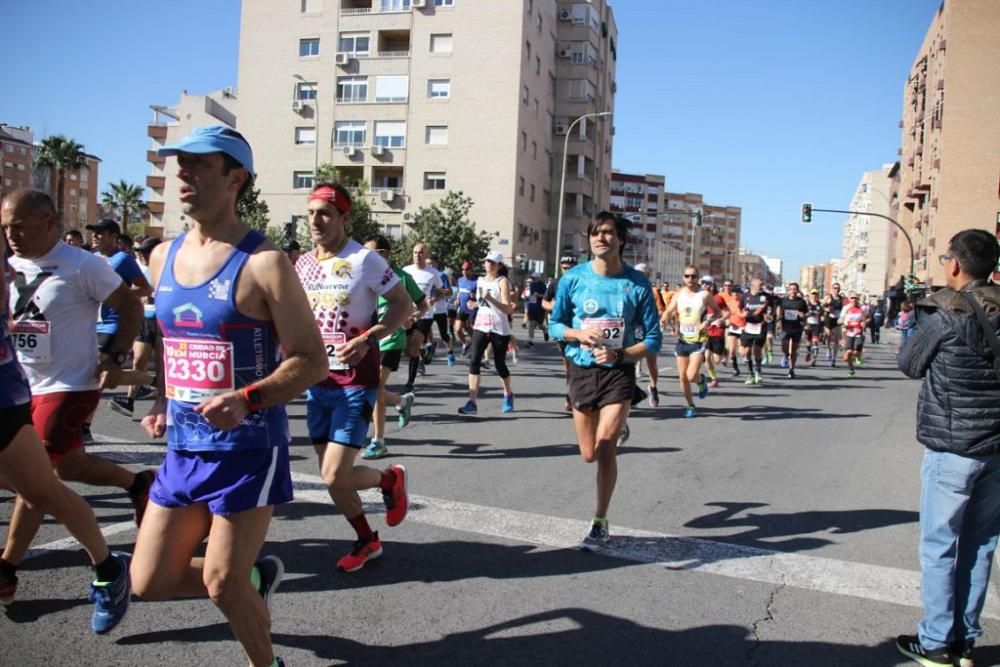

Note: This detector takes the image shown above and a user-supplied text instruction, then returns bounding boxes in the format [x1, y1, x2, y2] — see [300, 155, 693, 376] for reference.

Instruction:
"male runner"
[297, 182, 413, 572]
[361, 234, 427, 460]
[130, 126, 328, 667]
[823, 282, 845, 366]
[549, 212, 661, 550]
[524, 271, 548, 347]
[763, 284, 778, 365]
[633, 263, 661, 405]
[453, 260, 478, 354]
[0, 195, 132, 633]
[662, 266, 722, 417]
[777, 282, 808, 379]
[424, 253, 455, 366]
[703, 276, 728, 388]
[803, 289, 824, 366]
[739, 279, 771, 385]
[402, 242, 443, 394]
[543, 256, 576, 411]
[840, 292, 869, 378]
[720, 279, 745, 376]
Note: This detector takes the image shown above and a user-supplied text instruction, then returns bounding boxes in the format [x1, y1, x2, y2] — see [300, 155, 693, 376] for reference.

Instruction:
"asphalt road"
[4, 329, 999, 666]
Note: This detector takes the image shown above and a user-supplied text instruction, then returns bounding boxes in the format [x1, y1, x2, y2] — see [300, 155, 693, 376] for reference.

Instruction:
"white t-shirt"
[404, 264, 442, 320]
[429, 267, 450, 316]
[473, 276, 512, 335]
[8, 241, 123, 394]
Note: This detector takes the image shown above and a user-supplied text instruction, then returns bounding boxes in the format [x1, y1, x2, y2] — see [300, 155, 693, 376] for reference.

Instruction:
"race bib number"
[679, 323, 699, 338]
[583, 318, 625, 349]
[783, 310, 800, 321]
[324, 332, 350, 371]
[12, 321, 52, 363]
[474, 308, 495, 330]
[806, 316, 819, 325]
[745, 322, 763, 335]
[728, 324, 743, 335]
[163, 338, 235, 402]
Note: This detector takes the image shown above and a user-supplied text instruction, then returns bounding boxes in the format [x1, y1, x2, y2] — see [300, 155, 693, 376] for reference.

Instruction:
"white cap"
[634, 263, 649, 274]
[531, 271, 541, 278]
[701, 275, 714, 284]
[485, 250, 504, 264]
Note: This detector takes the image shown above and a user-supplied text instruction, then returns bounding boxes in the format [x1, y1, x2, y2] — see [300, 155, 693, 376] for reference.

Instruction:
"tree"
[35, 135, 87, 222]
[237, 178, 271, 234]
[100, 180, 147, 235]
[392, 191, 493, 271]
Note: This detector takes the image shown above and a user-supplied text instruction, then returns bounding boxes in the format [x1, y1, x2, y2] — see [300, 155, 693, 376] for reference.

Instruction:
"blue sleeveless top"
[0, 307, 32, 410]
[156, 231, 287, 451]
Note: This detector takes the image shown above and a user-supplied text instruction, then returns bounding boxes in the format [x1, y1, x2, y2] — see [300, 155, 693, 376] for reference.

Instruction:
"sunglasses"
[683, 273, 698, 279]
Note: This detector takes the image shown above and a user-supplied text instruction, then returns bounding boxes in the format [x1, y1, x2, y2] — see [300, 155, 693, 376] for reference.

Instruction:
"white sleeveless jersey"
[473, 276, 512, 335]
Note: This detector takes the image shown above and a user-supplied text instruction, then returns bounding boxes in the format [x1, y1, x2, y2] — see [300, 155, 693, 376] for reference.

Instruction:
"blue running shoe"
[458, 399, 478, 415]
[696, 375, 709, 399]
[447, 352, 456, 367]
[684, 406, 696, 418]
[361, 439, 388, 460]
[780, 356, 789, 368]
[502, 394, 514, 413]
[89, 552, 131, 634]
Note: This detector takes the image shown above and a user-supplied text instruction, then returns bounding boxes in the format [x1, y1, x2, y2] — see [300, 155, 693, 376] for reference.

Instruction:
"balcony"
[147, 150, 165, 164]
[341, 1, 412, 15]
[147, 124, 168, 140]
[146, 175, 165, 189]
[146, 201, 165, 215]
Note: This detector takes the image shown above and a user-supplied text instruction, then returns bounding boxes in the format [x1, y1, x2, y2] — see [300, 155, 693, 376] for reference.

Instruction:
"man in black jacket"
[896, 229, 1000, 667]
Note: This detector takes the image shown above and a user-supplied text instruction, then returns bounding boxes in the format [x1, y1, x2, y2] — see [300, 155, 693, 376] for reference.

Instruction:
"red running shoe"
[383, 464, 408, 527]
[337, 533, 383, 572]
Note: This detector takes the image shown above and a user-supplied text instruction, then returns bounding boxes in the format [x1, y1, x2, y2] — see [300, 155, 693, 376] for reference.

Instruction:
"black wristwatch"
[614, 349, 625, 364]
[107, 351, 128, 366]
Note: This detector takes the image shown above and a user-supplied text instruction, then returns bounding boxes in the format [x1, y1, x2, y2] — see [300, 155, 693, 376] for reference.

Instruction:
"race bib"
[163, 338, 235, 402]
[324, 332, 351, 371]
[727, 324, 743, 335]
[806, 316, 819, 325]
[12, 321, 52, 363]
[474, 308, 495, 330]
[783, 310, 800, 321]
[583, 318, 625, 349]
[679, 323, 699, 338]
[745, 322, 763, 335]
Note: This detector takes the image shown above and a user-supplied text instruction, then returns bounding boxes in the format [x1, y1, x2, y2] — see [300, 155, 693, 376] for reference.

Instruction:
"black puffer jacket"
[898, 281, 1000, 455]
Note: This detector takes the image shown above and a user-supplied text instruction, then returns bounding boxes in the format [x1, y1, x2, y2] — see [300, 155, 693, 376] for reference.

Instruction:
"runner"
[424, 253, 455, 366]
[719, 279, 745, 376]
[777, 282, 808, 379]
[803, 288, 824, 367]
[739, 278, 771, 385]
[543, 256, 576, 411]
[763, 284, 778, 365]
[402, 242, 443, 394]
[634, 263, 662, 406]
[702, 276, 728, 389]
[549, 212, 661, 549]
[63, 229, 84, 248]
[662, 265, 722, 417]
[840, 292, 869, 377]
[458, 250, 516, 414]
[823, 282, 845, 366]
[0, 191, 132, 633]
[130, 126, 328, 667]
[361, 234, 427, 460]
[296, 183, 413, 572]
[453, 260, 478, 355]
[523, 271, 548, 348]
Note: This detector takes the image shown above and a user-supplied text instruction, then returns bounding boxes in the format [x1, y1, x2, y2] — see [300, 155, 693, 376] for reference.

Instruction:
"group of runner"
[0, 125, 884, 665]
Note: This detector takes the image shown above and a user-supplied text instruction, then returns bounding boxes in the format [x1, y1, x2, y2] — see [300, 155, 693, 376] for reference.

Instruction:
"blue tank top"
[0, 307, 32, 410]
[156, 231, 287, 451]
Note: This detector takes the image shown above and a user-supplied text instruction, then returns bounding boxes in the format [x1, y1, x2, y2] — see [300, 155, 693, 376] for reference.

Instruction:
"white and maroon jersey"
[8, 241, 123, 394]
[841, 305, 867, 337]
[296, 240, 399, 389]
[403, 264, 442, 320]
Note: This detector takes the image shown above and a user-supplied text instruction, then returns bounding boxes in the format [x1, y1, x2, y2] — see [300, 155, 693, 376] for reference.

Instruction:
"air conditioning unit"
[371, 145, 385, 156]
[554, 124, 568, 135]
[223, 86, 235, 97]
[558, 48, 572, 59]
[413, 0, 427, 7]
[380, 190, 395, 202]
[335, 52, 350, 66]
[558, 8, 572, 21]
[291, 100, 304, 112]
[343, 146, 357, 157]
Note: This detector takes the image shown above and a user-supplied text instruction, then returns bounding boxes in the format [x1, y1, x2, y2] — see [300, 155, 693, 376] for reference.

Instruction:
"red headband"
[309, 186, 352, 215]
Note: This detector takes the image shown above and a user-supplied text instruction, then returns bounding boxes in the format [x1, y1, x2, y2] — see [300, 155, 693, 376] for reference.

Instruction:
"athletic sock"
[731, 356, 739, 372]
[94, 554, 122, 583]
[707, 368, 717, 380]
[592, 516, 607, 526]
[745, 358, 754, 375]
[378, 468, 397, 492]
[407, 356, 420, 385]
[0, 558, 17, 583]
[348, 514, 375, 542]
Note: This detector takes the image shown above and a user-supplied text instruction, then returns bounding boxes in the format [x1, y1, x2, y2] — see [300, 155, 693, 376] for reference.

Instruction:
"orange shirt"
[721, 292, 745, 327]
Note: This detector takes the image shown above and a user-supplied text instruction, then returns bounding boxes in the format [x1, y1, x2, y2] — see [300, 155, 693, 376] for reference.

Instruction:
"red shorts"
[31, 391, 99, 462]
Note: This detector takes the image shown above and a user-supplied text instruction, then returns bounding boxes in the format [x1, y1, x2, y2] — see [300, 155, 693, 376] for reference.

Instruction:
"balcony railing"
[147, 150, 165, 164]
[374, 96, 408, 103]
[341, 5, 412, 15]
[377, 50, 410, 58]
[336, 96, 369, 104]
[146, 175, 166, 189]
[147, 125, 168, 140]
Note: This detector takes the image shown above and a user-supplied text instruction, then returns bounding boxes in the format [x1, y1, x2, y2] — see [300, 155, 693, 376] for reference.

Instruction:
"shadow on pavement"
[677, 405, 871, 421]
[373, 437, 680, 460]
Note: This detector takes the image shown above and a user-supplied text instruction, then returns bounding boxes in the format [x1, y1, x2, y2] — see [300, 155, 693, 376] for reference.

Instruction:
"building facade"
[0, 124, 34, 202]
[146, 89, 239, 237]
[839, 165, 893, 297]
[737, 249, 780, 287]
[236, 0, 617, 270]
[662, 191, 740, 280]
[889, 0, 1000, 286]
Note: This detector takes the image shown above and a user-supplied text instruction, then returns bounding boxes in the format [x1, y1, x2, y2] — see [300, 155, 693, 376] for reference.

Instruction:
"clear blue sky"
[1, 0, 940, 279]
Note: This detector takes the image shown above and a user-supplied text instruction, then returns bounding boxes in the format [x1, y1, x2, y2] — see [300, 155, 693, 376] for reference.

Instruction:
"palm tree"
[35, 135, 87, 221]
[101, 180, 147, 232]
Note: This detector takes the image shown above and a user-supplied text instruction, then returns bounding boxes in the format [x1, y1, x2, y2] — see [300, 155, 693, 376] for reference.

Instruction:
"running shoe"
[895, 635, 953, 667]
[337, 534, 383, 572]
[787, 369, 795, 379]
[697, 375, 709, 399]
[830, 359, 836, 368]
[253, 555, 285, 613]
[383, 464, 408, 527]
[754, 373, 763, 385]
[707, 378, 720, 388]
[683, 406, 696, 418]
[361, 439, 388, 460]
[403, 383, 414, 396]
[81, 425, 95, 444]
[780, 355, 788, 368]
[108, 395, 134, 418]
[457, 399, 478, 415]
[848, 369, 856, 378]
[447, 352, 456, 367]
[511, 348, 519, 365]
[417, 360, 427, 375]
[397, 392, 415, 428]
[135, 385, 156, 400]
[745, 375, 756, 386]
[618, 422, 630, 444]
[502, 394, 515, 413]
[763, 350, 773, 365]
[731, 368, 741, 377]
[543, 329, 550, 342]
[461, 343, 469, 357]
[578, 522, 610, 552]
[526, 340, 534, 348]
[128, 469, 157, 527]
[0, 574, 17, 606]
[89, 552, 132, 634]
[804, 351, 812, 364]
[648, 385, 659, 408]
[951, 639, 974, 667]
[856, 357, 864, 367]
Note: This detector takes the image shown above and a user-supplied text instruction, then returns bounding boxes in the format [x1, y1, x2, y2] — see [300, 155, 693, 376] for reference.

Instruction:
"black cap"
[137, 237, 161, 253]
[86, 219, 121, 235]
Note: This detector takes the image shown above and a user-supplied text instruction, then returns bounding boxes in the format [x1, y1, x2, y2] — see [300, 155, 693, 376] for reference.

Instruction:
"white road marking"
[17, 436, 996, 618]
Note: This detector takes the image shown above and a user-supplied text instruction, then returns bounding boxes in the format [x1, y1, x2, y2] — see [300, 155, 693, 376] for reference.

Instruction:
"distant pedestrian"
[897, 301, 915, 350]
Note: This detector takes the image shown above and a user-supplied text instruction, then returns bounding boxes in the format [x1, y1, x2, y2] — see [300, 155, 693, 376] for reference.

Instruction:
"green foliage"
[35, 135, 87, 221]
[391, 191, 493, 271]
[100, 180, 147, 230]
[237, 178, 271, 233]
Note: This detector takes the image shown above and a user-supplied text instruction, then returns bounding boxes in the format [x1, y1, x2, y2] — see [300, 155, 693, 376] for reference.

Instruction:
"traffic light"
[801, 203, 813, 224]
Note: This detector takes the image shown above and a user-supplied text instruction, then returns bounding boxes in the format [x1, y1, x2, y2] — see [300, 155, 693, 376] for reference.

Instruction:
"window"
[536, 56, 541, 75]
[374, 121, 406, 147]
[293, 171, 314, 189]
[70, 173, 78, 180]
[519, 177, 525, 196]
[69, 188, 77, 196]
[434, 0, 453, 5]
[296, 82, 317, 100]
[424, 172, 446, 190]
[380, 0, 411, 9]
[300, 0, 321, 12]
[525, 41, 531, 61]
[3, 145, 11, 153]
[334, 121, 366, 146]
[428, 79, 451, 98]
[530, 184, 535, 202]
[299, 38, 320, 57]
[339, 32, 370, 55]
[430, 33, 453, 53]
[521, 131, 527, 151]
[537, 13, 542, 33]
[337, 76, 368, 102]
[17, 163, 25, 172]
[374, 174, 401, 189]
[4, 178, 11, 187]
[295, 127, 317, 145]
[425, 126, 448, 145]
[522, 85, 529, 105]
[375, 75, 408, 102]
[532, 141, 537, 159]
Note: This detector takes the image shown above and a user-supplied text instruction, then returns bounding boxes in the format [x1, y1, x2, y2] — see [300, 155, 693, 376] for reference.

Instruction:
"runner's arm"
[140, 241, 171, 438]
[623, 286, 662, 361]
[98, 283, 144, 388]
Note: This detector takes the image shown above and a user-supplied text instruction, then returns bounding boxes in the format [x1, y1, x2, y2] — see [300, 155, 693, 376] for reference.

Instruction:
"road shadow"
[682, 501, 918, 554]
[376, 437, 680, 460]
[676, 405, 870, 421]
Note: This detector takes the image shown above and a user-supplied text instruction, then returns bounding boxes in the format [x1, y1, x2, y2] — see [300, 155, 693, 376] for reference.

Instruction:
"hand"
[576, 327, 605, 348]
[97, 361, 123, 390]
[141, 397, 168, 438]
[336, 336, 372, 367]
[593, 345, 618, 365]
[194, 391, 250, 431]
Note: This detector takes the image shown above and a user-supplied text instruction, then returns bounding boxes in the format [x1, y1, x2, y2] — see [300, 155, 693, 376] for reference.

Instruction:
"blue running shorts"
[306, 385, 377, 448]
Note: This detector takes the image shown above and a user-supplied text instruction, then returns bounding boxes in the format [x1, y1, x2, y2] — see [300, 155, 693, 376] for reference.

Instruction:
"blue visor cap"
[157, 125, 254, 175]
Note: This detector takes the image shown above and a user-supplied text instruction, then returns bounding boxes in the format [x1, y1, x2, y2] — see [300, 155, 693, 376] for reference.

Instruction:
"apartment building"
[609, 170, 662, 263]
[737, 249, 780, 287]
[31, 151, 100, 232]
[838, 165, 893, 297]
[889, 0, 1000, 286]
[0, 124, 33, 201]
[799, 261, 835, 295]
[661, 191, 740, 280]
[146, 89, 239, 237]
[236, 0, 617, 269]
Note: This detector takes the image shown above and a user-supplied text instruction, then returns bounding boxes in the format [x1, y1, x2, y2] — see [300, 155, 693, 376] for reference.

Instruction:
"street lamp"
[293, 74, 320, 179]
[555, 111, 612, 276]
